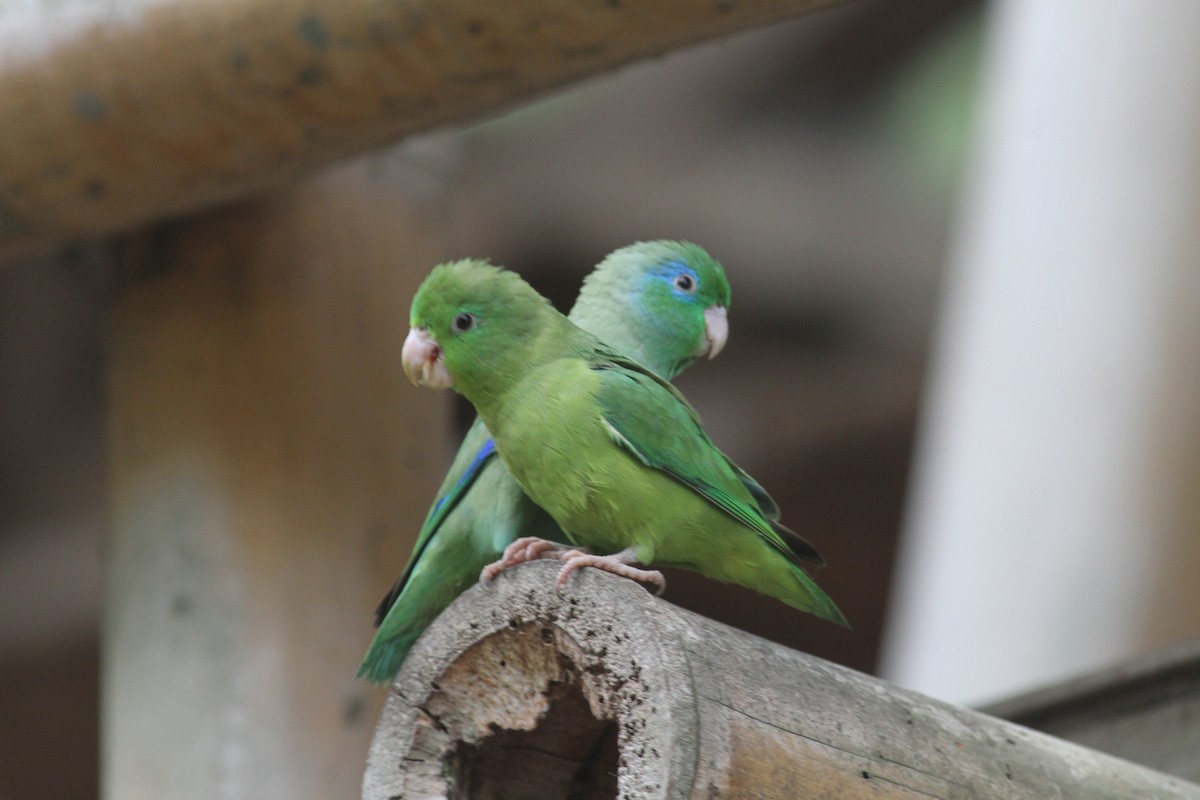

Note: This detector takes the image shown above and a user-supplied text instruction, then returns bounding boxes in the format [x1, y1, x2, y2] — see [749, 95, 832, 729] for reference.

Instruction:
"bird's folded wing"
[593, 365, 816, 567]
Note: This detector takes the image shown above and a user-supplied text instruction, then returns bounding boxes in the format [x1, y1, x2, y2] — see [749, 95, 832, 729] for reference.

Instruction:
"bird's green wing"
[372, 417, 498, 626]
[582, 346, 767, 518]
[592, 362, 823, 568]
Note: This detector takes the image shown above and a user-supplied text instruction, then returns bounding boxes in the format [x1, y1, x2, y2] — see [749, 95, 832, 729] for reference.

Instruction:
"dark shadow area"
[451, 677, 619, 800]
[0, 638, 100, 800]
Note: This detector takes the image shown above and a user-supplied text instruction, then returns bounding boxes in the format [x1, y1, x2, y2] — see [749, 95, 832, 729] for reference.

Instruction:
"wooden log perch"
[0, 0, 841, 254]
[364, 562, 1199, 800]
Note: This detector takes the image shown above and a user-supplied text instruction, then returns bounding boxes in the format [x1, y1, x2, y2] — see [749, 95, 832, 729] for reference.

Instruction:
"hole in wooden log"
[408, 624, 622, 799]
[449, 678, 619, 799]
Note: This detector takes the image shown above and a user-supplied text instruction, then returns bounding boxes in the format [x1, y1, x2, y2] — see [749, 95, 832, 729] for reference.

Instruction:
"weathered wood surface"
[365, 562, 1199, 800]
[985, 639, 1200, 783]
[0, 0, 841, 254]
[102, 146, 451, 800]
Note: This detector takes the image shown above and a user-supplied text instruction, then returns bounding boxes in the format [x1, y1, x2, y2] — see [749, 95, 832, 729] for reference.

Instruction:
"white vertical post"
[882, 0, 1200, 705]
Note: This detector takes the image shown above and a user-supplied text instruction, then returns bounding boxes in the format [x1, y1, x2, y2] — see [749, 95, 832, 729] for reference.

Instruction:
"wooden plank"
[0, 0, 842, 254]
[102, 146, 450, 800]
[984, 639, 1200, 783]
[365, 562, 1200, 800]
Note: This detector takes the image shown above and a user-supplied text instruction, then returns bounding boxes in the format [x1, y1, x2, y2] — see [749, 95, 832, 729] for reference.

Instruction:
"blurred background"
[5, 0, 1200, 796]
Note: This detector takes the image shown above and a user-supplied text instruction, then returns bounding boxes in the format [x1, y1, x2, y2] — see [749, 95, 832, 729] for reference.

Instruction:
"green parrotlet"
[399, 258, 846, 637]
[359, 242, 736, 683]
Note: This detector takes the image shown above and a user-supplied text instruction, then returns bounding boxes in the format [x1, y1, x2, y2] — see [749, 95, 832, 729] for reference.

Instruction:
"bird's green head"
[570, 241, 731, 379]
[403, 259, 560, 405]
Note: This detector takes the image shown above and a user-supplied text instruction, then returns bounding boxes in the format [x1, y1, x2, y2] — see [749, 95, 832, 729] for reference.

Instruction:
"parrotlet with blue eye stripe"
[399, 258, 845, 656]
[359, 241, 739, 683]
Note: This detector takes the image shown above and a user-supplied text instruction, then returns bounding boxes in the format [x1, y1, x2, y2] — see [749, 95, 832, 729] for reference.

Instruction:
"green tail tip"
[356, 638, 414, 685]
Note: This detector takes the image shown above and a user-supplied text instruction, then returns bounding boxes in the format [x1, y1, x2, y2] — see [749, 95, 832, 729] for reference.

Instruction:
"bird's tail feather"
[357, 634, 419, 685]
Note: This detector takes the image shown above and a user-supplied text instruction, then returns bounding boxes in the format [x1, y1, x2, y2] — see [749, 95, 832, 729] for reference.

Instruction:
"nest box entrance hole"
[450, 674, 619, 799]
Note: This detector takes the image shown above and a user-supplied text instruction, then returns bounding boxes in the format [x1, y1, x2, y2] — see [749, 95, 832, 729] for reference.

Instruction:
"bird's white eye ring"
[452, 312, 476, 333]
[674, 274, 696, 292]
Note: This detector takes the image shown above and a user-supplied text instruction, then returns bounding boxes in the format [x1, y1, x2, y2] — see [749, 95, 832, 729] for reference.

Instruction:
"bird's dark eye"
[674, 274, 696, 292]
[452, 312, 476, 333]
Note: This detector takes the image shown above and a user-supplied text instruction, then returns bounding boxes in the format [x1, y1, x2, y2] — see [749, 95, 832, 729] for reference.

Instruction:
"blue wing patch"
[430, 437, 496, 518]
[373, 436, 499, 626]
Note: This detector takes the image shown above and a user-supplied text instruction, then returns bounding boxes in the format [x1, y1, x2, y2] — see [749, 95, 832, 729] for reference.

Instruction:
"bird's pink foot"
[555, 548, 666, 595]
[479, 536, 574, 584]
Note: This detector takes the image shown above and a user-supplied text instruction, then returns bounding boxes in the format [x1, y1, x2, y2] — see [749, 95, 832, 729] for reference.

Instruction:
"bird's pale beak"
[402, 327, 454, 389]
[703, 305, 728, 360]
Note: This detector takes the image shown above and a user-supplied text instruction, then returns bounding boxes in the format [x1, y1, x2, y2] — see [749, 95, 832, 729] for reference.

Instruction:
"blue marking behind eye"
[640, 259, 700, 303]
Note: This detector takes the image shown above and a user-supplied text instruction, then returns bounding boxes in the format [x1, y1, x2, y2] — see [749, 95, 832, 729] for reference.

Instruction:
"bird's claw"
[554, 550, 666, 596]
[481, 540, 664, 596]
[479, 536, 574, 584]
